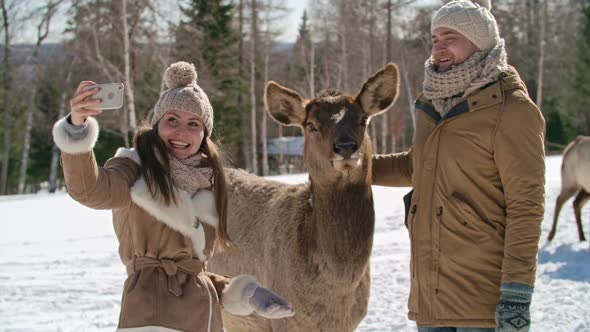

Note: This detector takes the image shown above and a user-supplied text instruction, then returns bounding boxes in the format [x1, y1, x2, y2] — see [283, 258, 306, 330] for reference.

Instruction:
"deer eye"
[360, 116, 368, 126]
[305, 122, 318, 132]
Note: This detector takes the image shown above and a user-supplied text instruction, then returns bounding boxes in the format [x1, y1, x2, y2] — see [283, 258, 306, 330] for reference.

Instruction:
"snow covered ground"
[0, 155, 588, 331]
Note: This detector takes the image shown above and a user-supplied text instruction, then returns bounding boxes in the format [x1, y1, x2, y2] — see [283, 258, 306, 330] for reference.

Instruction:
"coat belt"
[126, 256, 205, 297]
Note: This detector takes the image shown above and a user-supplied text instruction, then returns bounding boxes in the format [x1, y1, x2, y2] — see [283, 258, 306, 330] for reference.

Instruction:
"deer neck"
[305, 152, 375, 283]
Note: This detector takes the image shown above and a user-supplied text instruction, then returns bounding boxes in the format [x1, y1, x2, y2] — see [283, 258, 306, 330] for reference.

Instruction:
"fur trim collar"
[115, 148, 219, 262]
[52, 116, 99, 154]
[115, 147, 141, 164]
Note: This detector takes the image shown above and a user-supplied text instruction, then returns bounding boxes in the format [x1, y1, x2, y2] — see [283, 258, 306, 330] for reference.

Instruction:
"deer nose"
[333, 141, 358, 159]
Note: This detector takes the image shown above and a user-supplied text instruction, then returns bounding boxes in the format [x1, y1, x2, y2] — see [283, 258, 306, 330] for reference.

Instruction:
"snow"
[1, 155, 589, 331]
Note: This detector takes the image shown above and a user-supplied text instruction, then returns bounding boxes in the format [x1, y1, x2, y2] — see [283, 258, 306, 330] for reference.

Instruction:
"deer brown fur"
[547, 136, 590, 248]
[207, 64, 400, 331]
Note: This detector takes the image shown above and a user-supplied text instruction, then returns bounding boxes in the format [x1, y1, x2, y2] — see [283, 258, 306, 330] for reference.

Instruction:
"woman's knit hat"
[152, 61, 213, 137]
[431, 0, 499, 52]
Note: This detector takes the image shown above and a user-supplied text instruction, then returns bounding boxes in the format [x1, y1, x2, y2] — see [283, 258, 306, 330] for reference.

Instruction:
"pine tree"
[292, 10, 314, 97]
[570, 0, 590, 134]
[177, 0, 243, 159]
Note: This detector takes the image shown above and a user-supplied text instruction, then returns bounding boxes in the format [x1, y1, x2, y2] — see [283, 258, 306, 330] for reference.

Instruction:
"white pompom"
[164, 61, 198, 89]
[472, 0, 492, 10]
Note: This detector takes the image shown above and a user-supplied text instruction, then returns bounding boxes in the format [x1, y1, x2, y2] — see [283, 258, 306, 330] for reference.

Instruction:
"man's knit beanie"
[431, 0, 499, 52]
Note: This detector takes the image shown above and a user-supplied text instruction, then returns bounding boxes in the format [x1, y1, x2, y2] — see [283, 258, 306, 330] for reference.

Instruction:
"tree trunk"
[121, 0, 137, 135]
[238, 0, 251, 171]
[321, 24, 331, 89]
[90, 0, 126, 146]
[309, 38, 315, 98]
[250, 0, 258, 174]
[380, 0, 393, 154]
[18, 1, 58, 194]
[261, 0, 272, 176]
[400, 45, 416, 132]
[536, 0, 547, 110]
[18, 101, 35, 194]
[336, 1, 348, 90]
[49, 61, 75, 193]
[1, 0, 11, 194]
[370, 120, 377, 153]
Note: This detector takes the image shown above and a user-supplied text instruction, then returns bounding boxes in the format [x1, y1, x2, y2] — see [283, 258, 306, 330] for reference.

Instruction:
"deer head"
[264, 63, 400, 181]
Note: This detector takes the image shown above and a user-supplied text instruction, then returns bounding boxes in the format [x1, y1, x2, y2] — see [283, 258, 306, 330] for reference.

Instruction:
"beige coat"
[372, 67, 546, 327]
[53, 117, 256, 332]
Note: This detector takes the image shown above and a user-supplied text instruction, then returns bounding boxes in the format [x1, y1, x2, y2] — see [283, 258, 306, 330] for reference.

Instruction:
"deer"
[547, 136, 590, 249]
[207, 64, 400, 331]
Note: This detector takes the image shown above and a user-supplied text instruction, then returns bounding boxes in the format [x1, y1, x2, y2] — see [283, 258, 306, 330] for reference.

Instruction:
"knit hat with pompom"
[431, 0, 499, 52]
[151, 61, 214, 137]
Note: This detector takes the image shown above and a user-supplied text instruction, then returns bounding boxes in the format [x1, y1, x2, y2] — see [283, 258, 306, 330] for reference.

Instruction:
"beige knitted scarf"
[423, 39, 509, 116]
[169, 153, 214, 194]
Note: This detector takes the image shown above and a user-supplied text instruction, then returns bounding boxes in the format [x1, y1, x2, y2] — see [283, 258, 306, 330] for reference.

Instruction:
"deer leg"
[573, 190, 590, 242]
[548, 188, 578, 241]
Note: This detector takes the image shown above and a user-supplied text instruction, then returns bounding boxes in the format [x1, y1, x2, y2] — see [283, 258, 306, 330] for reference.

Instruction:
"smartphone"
[83, 83, 125, 110]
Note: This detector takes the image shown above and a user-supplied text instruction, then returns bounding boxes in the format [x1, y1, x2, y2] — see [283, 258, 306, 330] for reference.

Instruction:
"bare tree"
[68, 0, 154, 147]
[121, 0, 137, 135]
[336, 0, 348, 91]
[308, 28, 315, 98]
[49, 59, 76, 193]
[381, 0, 393, 153]
[85, 1, 128, 145]
[250, 0, 259, 174]
[309, 0, 337, 90]
[536, 0, 547, 110]
[17, 0, 62, 194]
[0, 0, 11, 194]
[400, 45, 415, 131]
[237, 0, 252, 171]
[260, 0, 272, 176]
[363, 0, 380, 152]
[260, 0, 287, 175]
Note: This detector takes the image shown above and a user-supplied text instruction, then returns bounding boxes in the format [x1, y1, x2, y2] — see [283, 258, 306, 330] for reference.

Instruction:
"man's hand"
[495, 283, 533, 332]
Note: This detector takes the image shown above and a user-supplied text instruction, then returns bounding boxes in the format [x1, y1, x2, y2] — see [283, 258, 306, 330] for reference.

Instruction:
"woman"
[52, 61, 294, 331]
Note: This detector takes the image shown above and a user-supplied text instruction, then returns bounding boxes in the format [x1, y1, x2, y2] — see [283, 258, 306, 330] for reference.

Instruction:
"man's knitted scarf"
[423, 39, 509, 116]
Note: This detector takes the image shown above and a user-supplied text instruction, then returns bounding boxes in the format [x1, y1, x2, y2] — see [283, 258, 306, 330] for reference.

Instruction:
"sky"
[12, 0, 440, 44]
[11, 0, 305, 44]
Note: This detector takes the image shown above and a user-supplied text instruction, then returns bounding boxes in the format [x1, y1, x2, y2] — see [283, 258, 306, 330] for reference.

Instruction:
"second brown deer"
[547, 136, 590, 248]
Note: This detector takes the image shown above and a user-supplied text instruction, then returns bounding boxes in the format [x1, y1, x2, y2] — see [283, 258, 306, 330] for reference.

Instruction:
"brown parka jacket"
[372, 67, 546, 328]
[52, 117, 257, 332]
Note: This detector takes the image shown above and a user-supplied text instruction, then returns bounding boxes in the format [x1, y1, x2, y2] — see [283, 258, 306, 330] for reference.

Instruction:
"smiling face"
[431, 27, 480, 73]
[157, 109, 205, 160]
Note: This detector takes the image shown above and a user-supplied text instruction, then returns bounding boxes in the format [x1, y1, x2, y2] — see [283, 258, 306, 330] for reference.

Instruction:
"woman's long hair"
[134, 124, 231, 249]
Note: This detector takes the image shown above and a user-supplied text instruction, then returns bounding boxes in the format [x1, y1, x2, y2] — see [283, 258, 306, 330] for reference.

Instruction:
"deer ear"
[356, 63, 400, 117]
[265, 81, 307, 126]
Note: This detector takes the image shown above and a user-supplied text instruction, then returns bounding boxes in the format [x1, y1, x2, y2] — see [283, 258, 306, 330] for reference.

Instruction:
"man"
[372, 1, 546, 331]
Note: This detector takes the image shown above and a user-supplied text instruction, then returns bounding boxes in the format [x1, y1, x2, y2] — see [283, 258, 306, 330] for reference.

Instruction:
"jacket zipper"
[434, 206, 443, 295]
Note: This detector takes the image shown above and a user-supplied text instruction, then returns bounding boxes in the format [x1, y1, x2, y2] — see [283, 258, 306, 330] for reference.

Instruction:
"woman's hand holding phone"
[69, 81, 103, 126]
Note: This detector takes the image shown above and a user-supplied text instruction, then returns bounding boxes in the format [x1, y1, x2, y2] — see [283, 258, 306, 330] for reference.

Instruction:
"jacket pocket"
[450, 193, 498, 237]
